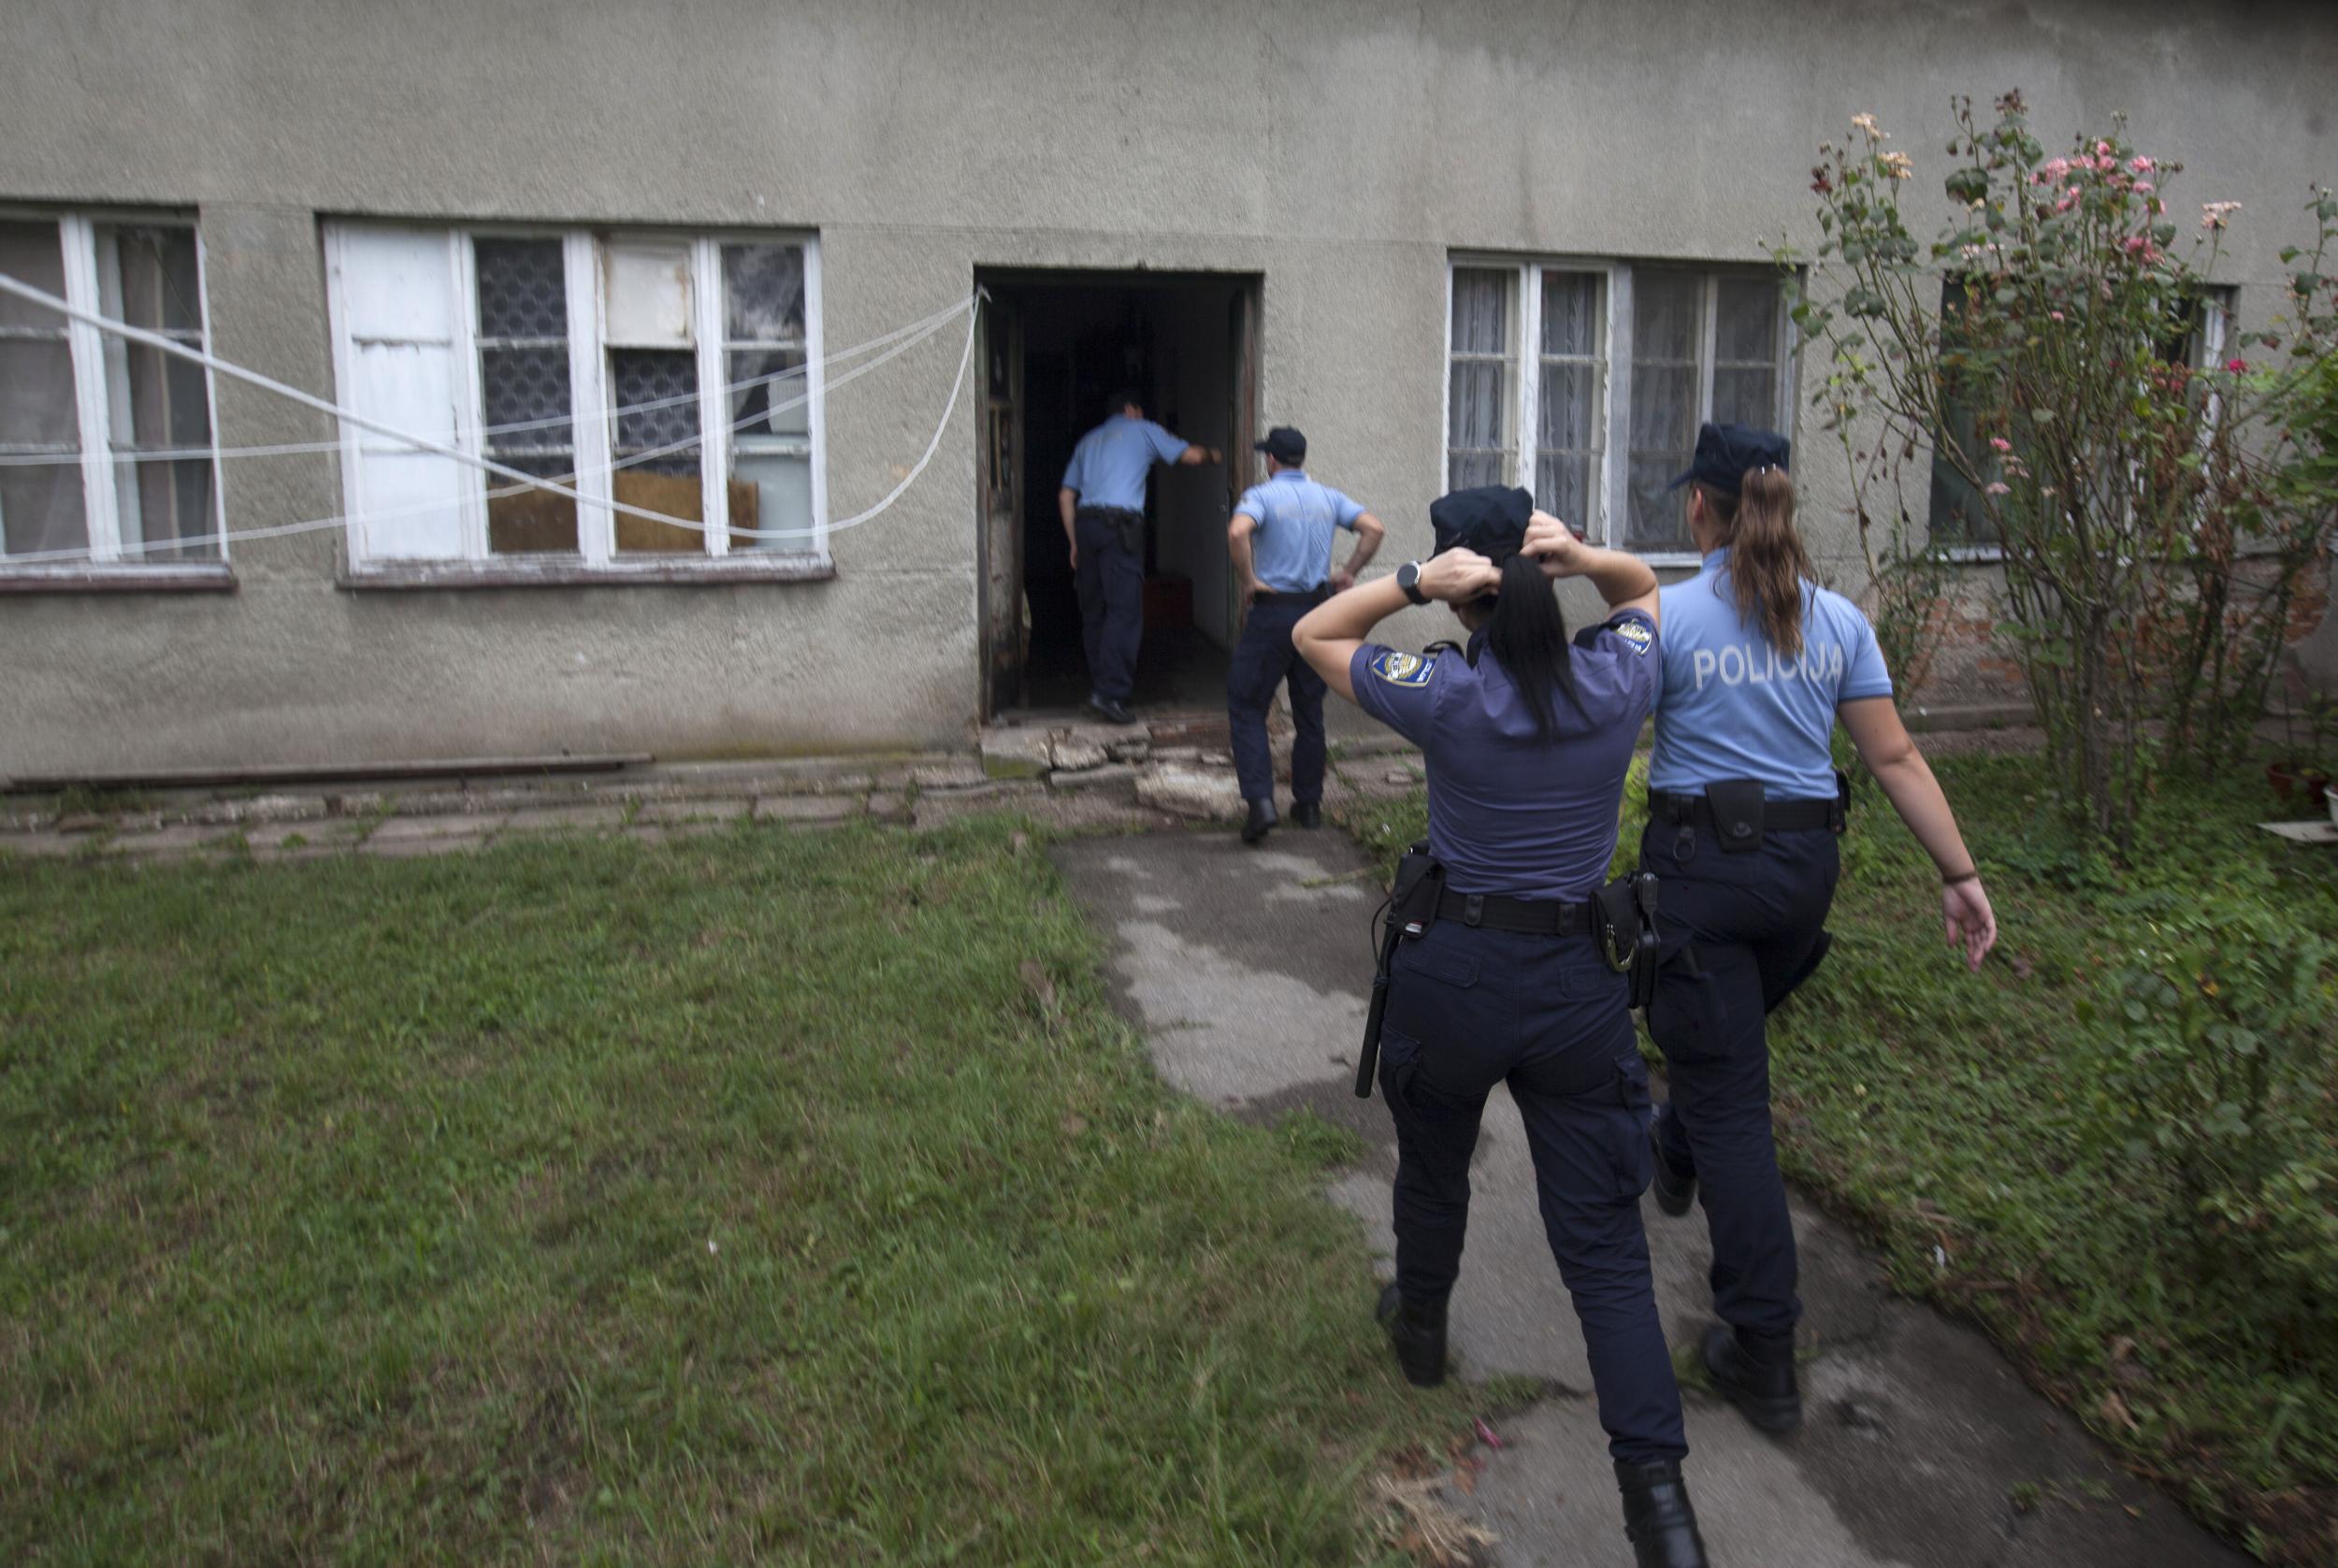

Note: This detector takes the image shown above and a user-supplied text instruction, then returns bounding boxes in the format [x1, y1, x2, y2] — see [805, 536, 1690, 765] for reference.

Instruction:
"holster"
[1358, 842, 1444, 1099]
[1591, 870, 1663, 1011]
[1114, 512, 1143, 554]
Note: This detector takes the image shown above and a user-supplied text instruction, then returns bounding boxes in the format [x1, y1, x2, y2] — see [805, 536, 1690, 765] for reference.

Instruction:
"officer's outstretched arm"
[1840, 697, 1999, 971]
[1294, 551, 1500, 702]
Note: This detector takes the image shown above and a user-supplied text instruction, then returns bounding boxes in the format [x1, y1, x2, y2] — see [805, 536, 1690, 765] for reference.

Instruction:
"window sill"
[0, 563, 236, 594]
[338, 556, 837, 591]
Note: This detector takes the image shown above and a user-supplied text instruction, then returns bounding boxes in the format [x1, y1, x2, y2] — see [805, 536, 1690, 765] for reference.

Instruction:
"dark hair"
[1478, 553, 1578, 744]
[1693, 468, 1810, 657]
[1105, 387, 1143, 417]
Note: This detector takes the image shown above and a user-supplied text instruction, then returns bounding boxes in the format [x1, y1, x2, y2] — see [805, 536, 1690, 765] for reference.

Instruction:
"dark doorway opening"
[977, 271, 1260, 719]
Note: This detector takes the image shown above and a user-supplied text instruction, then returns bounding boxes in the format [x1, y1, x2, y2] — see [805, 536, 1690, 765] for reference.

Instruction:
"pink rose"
[1989, 437, 2013, 453]
[1984, 482, 2012, 496]
[2129, 155, 2155, 174]
[2227, 356, 2249, 373]
[2133, 180, 2154, 194]
[2096, 140, 2114, 157]
[2049, 310, 2065, 322]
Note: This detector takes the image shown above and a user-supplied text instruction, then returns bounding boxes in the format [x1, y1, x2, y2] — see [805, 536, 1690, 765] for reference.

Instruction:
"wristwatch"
[1396, 559, 1429, 605]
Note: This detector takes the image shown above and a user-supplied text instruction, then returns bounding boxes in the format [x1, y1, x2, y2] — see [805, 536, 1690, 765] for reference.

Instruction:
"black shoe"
[1701, 1323, 1802, 1434]
[1649, 1122, 1696, 1218]
[1087, 692, 1138, 726]
[1240, 798, 1277, 844]
[1614, 1459, 1710, 1568]
[1375, 1283, 1448, 1388]
[1291, 801, 1322, 829]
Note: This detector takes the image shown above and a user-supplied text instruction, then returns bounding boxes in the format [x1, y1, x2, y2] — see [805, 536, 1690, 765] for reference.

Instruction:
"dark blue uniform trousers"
[1378, 920, 1686, 1465]
[1074, 509, 1145, 704]
[1639, 821, 1841, 1346]
[1226, 589, 1329, 807]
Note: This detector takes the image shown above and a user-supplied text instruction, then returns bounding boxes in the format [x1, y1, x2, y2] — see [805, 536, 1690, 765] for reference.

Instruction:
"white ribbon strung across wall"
[0, 272, 985, 560]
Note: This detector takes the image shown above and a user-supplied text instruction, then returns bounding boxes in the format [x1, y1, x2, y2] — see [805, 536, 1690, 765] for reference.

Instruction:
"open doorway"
[976, 270, 1260, 718]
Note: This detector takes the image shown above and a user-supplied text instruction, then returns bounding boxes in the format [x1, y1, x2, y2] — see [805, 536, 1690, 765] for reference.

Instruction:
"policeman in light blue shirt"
[1225, 425, 1386, 842]
[1638, 423, 1999, 1443]
[1056, 389, 1220, 725]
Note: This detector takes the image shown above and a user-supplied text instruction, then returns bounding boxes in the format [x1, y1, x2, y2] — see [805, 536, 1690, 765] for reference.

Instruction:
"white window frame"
[0, 207, 226, 573]
[325, 223, 827, 574]
[1444, 256, 1797, 565]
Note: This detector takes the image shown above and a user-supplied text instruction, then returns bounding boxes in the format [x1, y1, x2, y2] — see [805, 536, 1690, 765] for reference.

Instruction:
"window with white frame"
[325, 223, 825, 569]
[1446, 260, 1792, 555]
[0, 213, 222, 567]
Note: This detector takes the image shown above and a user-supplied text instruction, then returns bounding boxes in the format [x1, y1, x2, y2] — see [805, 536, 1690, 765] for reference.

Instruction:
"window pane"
[475, 238, 567, 339]
[1711, 367, 1774, 428]
[0, 339, 79, 446]
[0, 221, 66, 329]
[1448, 452, 1508, 491]
[723, 244, 805, 343]
[1633, 273, 1700, 363]
[481, 346, 572, 447]
[1450, 268, 1511, 355]
[486, 453, 579, 554]
[110, 344, 213, 449]
[731, 450, 815, 554]
[1448, 359, 1508, 453]
[1, 462, 87, 557]
[729, 348, 808, 438]
[1538, 361, 1597, 454]
[1714, 277, 1780, 365]
[1627, 457, 1691, 552]
[1535, 452, 1595, 530]
[1541, 272, 1601, 356]
[612, 349, 702, 554]
[104, 227, 203, 336]
[118, 458, 217, 560]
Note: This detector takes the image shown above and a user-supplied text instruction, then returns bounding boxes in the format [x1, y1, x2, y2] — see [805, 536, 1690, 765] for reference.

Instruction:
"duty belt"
[1433, 888, 1594, 935]
[1649, 792, 1844, 834]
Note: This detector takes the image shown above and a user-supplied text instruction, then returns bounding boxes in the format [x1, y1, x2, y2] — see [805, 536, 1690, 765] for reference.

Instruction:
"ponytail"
[1695, 468, 1811, 658]
[1481, 552, 1578, 744]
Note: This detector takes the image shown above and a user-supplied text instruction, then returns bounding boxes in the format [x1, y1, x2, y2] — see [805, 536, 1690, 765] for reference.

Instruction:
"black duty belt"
[1075, 505, 1142, 522]
[1434, 888, 1594, 935]
[1650, 792, 1843, 833]
[1253, 583, 1332, 605]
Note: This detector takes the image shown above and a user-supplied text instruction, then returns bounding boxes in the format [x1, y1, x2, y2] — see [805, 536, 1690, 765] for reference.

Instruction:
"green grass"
[1345, 752, 2338, 1564]
[0, 820, 1478, 1565]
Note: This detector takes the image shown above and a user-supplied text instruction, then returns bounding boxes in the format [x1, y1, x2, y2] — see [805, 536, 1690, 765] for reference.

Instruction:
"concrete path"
[1051, 827, 2248, 1568]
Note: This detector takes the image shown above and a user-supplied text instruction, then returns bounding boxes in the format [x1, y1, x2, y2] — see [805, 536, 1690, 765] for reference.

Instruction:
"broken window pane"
[612, 348, 702, 553]
[722, 244, 805, 344]
[475, 237, 576, 554]
[729, 348, 808, 439]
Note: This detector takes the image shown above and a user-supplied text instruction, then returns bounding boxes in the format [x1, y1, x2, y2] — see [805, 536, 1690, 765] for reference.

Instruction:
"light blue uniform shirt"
[1233, 469, 1365, 593]
[1649, 548, 1894, 800]
[1061, 414, 1189, 512]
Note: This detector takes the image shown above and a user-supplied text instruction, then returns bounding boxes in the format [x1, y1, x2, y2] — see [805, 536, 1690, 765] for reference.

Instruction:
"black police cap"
[1667, 422, 1790, 497]
[1253, 426, 1306, 463]
[1429, 484, 1534, 563]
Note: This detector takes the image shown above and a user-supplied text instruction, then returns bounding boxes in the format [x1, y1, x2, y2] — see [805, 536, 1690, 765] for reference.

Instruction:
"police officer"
[1605, 422, 1998, 1439]
[1057, 389, 1221, 725]
[1227, 425, 1387, 843]
[1295, 488, 1710, 1568]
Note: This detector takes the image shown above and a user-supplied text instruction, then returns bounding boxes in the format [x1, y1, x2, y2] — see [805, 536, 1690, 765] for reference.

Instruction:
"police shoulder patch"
[1368, 649, 1436, 688]
[1607, 615, 1654, 655]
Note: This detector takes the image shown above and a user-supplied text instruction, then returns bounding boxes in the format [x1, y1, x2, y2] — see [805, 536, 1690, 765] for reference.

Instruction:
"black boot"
[1648, 1118, 1696, 1219]
[1701, 1323, 1801, 1433]
[1291, 800, 1322, 828]
[1614, 1459, 1710, 1568]
[1240, 798, 1278, 844]
[1375, 1283, 1447, 1388]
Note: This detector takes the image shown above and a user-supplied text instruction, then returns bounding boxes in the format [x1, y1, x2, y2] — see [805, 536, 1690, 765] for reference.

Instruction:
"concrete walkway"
[1051, 827, 2248, 1568]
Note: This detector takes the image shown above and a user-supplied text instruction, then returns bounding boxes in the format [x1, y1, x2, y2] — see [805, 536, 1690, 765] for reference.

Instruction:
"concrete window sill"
[0, 564, 238, 595]
[338, 557, 838, 591]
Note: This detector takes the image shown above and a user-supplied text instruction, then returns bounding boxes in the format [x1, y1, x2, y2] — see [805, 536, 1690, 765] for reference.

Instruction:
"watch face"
[1398, 561, 1420, 588]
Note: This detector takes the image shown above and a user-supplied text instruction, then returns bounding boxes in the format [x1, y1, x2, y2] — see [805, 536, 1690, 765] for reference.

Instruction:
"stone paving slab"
[1048, 827, 2247, 1568]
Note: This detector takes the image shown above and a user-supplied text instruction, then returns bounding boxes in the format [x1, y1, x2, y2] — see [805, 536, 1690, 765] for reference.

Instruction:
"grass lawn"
[1350, 750, 2338, 1565]
[0, 820, 1481, 1564]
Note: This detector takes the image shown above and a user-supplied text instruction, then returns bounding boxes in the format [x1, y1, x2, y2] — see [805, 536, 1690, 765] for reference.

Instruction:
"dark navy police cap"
[1429, 484, 1534, 562]
[1667, 422, 1790, 496]
[1253, 426, 1306, 463]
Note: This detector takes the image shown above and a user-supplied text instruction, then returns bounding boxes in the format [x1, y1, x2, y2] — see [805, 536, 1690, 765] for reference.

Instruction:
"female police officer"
[1294, 488, 1710, 1568]
[1587, 422, 1997, 1440]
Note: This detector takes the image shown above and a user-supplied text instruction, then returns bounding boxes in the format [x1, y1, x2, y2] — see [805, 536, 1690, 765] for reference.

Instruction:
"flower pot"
[2269, 761, 2301, 802]
[2305, 769, 2332, 809]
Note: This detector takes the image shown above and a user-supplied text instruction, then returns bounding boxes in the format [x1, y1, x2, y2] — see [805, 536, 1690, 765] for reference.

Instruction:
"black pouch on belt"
[1357, 843, 1444, 1099]
[1705, 779, 1768, 853]
[1591, 871, 1663, 1009]
[1115, 511, 1143, 554]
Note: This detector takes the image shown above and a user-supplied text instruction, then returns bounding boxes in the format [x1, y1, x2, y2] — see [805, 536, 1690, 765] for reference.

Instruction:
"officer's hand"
[1942, 878, 1998, 972]
[1418, 548, 1500, 602]
[1068, 538, 1079, 570]
[1523, 510, 1585, 578]
[1328, 568, 1356, 593]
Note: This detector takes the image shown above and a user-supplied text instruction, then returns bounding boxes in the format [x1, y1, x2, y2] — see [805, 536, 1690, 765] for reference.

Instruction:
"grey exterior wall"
[2, 0, 2332, 775]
